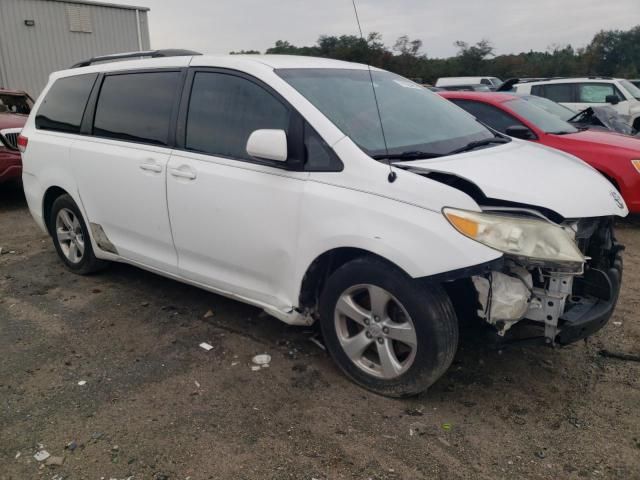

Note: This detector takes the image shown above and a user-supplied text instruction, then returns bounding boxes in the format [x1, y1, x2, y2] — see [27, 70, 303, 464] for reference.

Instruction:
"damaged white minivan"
[20, 51, 627, 396]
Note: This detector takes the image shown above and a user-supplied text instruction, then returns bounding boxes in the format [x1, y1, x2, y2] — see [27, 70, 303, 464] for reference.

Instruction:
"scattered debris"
[405, 407, 424, 417]
[409, 422, 427, 437]
[231, 361, 239, 366]
[442, 423, 452, 431]
[140, 301, 150, 307]
[14, 451, 20, 459]
[45, 456, 65, 466]
[535, 450, 547, 459]
[199, 342, 213, 351]
[309, 335, 326, 351]
[613, 321, 622, 326]
[250, 365, 262, 372]
[203, 309, 214, 318]
[34, 450, 50, 461]
[252, 354, 271, 367]
[77, 380, 87, 386]
[599, 349, 640, 362]
[65, 440, 77, 451]
[194, 380, 200, 388]
[438, 437, 451, 447]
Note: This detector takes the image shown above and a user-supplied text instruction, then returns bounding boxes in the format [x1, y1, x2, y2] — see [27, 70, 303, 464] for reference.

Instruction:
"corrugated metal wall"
[0, 0, 150, 97]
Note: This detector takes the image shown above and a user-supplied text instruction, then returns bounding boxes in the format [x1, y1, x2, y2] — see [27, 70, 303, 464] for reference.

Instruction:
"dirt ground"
[1, 182, 639, 480]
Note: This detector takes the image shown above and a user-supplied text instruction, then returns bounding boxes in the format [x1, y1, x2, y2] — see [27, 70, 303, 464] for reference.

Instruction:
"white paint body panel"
[19, 55, 627, 325]
[396, 140, 629, 218]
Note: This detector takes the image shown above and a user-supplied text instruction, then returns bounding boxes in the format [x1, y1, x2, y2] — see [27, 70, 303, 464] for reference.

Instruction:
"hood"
[395, 140, 628, 219]
[0, 113, 27, 130]
[559, 128, 640, 151]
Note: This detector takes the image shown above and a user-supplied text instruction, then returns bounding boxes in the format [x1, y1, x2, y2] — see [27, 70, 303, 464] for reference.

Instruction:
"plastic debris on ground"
[77, 380, 87, 386]
[199, 342, 213, 351]
[309, 335, 327, 351]
[252, 354, 271, 370]
[14, 451, 20, 459]
[34, 450, 50, 461]
[45, 456, 65, 466]
[203, 309, 214, 318]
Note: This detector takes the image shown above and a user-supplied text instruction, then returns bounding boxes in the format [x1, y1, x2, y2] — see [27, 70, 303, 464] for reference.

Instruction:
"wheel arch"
[298, 247, 411, 312]
[42, 185, 70, 236]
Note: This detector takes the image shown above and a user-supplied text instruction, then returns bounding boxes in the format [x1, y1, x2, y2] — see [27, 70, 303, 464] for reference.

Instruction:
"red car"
[0, 88, 32, 183]
[440, 91, 640, 213]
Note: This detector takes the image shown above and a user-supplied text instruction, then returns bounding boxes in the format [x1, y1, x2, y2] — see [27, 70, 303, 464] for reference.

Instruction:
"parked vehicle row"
[501, 77, 640, 131]
[439, 91, 640, 213]
[436, 76, 503, 90]
[20, 52, 627, 396]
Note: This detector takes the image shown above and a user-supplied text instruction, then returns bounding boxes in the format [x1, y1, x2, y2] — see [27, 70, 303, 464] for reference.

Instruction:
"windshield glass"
[505, 98, 578, 134]
[0, 94, 32, 114]
[619, 79, 640, 100]
[277, 68, 495, 157]
[520, 95, 575, 121]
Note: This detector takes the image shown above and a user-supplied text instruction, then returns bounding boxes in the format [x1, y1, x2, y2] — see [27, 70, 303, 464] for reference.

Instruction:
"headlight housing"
[443, 208, 585, 271]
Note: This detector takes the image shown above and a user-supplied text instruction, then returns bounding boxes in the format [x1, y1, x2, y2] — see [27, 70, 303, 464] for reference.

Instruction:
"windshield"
[277, 68, 495, 158]
[520, 95, 575, 121]
[505, 98, 578, 134]
[0, 94, 32, 114]
[619, 79, 640, 100]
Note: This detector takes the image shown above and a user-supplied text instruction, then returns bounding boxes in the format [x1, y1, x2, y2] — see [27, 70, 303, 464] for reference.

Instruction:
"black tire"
[49, 194, 108, 275]
[318, 256, 458, 397]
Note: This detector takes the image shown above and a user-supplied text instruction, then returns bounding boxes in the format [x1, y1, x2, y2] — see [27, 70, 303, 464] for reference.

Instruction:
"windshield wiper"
[446, 137, 510, 155]
[372, 150, 444, 161]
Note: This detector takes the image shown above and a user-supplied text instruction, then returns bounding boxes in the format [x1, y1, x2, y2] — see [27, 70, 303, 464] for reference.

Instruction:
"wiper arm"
[446, 137, 510, 155]
[372, 150, 444, 161]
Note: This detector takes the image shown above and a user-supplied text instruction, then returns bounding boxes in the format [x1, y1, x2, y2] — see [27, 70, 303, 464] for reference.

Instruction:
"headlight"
[632, 160, 640, 174]
[443, 208, 585, 268]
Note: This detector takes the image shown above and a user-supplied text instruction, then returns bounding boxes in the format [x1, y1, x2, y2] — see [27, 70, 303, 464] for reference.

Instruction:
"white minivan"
[20, 51, 627, 397]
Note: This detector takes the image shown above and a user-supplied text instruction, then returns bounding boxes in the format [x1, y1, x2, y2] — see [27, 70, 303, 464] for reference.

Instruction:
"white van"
[436, 76, 503, 89]
[20, 51, 626, 396]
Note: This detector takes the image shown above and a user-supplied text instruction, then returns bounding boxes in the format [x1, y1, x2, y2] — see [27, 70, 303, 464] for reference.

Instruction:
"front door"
[167, 70, 307, 309]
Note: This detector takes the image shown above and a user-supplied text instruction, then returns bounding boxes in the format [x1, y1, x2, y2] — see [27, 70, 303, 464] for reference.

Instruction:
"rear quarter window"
[35, 74, 97, 133]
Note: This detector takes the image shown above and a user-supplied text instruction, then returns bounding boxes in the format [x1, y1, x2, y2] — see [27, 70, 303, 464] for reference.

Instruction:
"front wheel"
[319, 257, 459, 397]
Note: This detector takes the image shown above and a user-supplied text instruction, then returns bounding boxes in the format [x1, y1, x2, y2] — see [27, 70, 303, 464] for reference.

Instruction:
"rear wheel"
[319, 257, 458, 397]
[50, 194, 107, 274]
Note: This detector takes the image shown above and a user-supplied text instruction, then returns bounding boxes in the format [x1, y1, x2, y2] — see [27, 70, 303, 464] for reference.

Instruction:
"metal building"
[0, 0, 150, 96]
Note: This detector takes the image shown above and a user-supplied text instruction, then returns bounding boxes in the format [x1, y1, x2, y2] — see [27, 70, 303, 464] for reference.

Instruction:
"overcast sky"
[116, 0, 639, 58]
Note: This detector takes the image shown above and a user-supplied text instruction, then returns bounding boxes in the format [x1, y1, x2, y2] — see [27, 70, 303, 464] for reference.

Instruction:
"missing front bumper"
[469, 219, 623, 346]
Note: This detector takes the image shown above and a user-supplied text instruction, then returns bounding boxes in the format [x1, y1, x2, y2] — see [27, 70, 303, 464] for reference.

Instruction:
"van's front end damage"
[444, 210, 623, 345]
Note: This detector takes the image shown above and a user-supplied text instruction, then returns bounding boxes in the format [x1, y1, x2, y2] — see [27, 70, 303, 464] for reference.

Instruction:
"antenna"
[350, 0, 397, 183]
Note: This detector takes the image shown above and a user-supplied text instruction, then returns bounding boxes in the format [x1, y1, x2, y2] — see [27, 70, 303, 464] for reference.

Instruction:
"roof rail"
[71, 49, 202, 68]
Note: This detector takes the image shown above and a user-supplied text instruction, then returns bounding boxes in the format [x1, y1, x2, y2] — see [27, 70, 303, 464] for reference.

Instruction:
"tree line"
[230, 25, 640, 84]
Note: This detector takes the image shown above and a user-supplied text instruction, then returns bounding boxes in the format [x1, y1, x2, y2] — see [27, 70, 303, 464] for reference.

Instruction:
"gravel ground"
[1, 182, 639, 480]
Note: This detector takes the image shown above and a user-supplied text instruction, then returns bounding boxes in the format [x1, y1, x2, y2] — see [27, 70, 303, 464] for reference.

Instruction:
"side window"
[578, 83, 623, 103]
[36, 74, 97, 133]
[452, 100, 523, 134]
[480, 78, 491, 86]
[304, 123, 342, 172]
[186, 72, 290, 161]
[542, 83, 574, 103]
[530, 85, 544, 96]
[93, 71, 180, 146]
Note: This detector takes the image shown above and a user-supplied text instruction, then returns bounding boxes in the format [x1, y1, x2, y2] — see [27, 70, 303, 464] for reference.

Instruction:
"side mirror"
[605, 95, 620, 105]
[505, 125, 536, 140]
[246, 129, 288, 162]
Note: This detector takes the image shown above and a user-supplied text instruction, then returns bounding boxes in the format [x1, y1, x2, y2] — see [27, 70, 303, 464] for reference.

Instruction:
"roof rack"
[71, 49, 202, 68]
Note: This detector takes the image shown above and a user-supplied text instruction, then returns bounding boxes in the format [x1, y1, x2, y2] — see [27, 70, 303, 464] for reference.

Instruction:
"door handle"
[139, 162, 163, 173]
[169, 167, 197, 180]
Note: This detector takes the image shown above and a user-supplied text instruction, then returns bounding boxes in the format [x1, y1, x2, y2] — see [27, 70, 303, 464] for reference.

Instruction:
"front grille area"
[0, 128, 21, 150]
